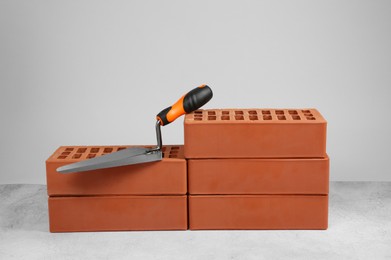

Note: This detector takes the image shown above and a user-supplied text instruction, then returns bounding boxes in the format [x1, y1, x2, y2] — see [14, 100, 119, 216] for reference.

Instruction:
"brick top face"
[47, 145, 184, 162]
[185, 109, 326, 124]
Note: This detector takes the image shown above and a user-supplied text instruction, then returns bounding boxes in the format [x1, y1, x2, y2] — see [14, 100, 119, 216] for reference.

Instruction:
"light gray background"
[1, 0, 390, 184]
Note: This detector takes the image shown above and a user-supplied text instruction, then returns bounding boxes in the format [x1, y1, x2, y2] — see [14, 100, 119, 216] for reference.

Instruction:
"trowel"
[57, 85, 213, 173]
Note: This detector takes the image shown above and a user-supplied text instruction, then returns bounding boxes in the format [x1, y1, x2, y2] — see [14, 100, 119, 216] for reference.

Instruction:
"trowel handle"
[156, 85, 213, 126]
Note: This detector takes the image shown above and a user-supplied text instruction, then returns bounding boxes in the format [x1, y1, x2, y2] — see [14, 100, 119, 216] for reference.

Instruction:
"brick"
[188, 156, 329, 195]
[49, 195, 187, 232]
[189, 195, 328, 230]
[184, 109, 327, 158]
[46, 145, 186, 196]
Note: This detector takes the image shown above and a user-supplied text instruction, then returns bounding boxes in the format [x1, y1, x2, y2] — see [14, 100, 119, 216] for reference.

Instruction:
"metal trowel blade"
[56, 147, 162, 174]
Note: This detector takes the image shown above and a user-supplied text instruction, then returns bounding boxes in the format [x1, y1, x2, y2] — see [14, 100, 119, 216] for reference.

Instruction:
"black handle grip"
[156, 85, 213, 126]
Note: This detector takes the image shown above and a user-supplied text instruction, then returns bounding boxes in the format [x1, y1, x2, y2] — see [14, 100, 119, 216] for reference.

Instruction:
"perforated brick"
[190, 109, 320, 122]
[46, 145, 186, 196]
[185, 108, 327, 158]
[50, 145, 183, 161]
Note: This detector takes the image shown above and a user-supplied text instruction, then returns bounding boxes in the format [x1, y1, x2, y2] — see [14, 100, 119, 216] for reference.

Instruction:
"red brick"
[49, 195, 187, 232]
[46, 145, 186, 196]
[184, 109, 327, 158]
[188, 156, 329, 195]
[189, 195, 328, 230]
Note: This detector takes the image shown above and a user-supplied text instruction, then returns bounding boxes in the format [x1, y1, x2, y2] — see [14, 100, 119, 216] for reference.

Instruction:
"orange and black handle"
[156, 85, 213, 126]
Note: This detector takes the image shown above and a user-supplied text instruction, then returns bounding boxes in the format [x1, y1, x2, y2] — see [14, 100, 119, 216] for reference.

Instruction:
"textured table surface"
[0, 182, 390, 260]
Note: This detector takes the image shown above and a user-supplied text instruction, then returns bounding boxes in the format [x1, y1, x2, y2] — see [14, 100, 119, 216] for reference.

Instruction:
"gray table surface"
[0, 182, 390, 260]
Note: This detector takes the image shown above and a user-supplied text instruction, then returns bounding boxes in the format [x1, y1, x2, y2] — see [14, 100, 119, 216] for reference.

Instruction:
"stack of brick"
[185, 109, 329, 230]
[46, 145, 187, 232]
[46, 108, 329, 232]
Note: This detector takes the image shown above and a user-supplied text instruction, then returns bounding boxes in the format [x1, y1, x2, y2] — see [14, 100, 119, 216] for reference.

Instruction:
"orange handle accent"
[165, 96, 184, 123]
[156, 85, 213, 126]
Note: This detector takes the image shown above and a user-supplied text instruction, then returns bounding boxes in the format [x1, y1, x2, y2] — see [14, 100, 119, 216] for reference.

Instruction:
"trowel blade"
[56, 147, 162, 174]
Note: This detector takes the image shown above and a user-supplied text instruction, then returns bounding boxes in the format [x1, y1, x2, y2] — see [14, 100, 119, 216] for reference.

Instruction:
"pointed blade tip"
[56, 166, 74, 174]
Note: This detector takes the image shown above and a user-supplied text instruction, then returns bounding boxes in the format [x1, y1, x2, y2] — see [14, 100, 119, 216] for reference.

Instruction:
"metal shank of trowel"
[149, 120, 163, 152]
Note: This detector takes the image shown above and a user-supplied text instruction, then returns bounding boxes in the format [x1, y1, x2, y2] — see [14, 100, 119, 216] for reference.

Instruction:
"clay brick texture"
[46, 145, 187, 232]
[188, 156, 329, 195]
[189, 195, 328, 230]
[184, 108, 327, 158]
[49, 195, 187, 232]
[46, 145, 186, 196]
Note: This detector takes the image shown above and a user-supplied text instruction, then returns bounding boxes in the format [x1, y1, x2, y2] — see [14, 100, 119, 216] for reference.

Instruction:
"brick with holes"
[46, 145, 186, 196]
[184, 108, 327, 158]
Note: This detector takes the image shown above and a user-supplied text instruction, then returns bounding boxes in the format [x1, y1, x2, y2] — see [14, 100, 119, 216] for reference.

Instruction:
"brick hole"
[61, 152, 71, 156]
[103, 148, 113, 153]
[170, 150, 179, 154]
[248, 110, 257, 115]
[221, 116, 230, 120]
[235, 111, 244, 115]
[235, 116, 244, 120]
[58, 155, 67, 159]
[77, 148, 87, 153]
[171, 146, 180, 150]
[208, 111, 216, 115]
[292, 115, 301, 120]
[288, 110, 298, 115]
[222, 111, 230, 115]
[302, 110, 311, 113]
[307, 117, 316, 120]
[262, 110, 271, 115]
[194, 118, 202, 121]
[72, 154, 82, 159]
[275, 110, 284, 115]
[304, 113, 313, 117]
[277, 115, 286, 120]
[208, 116, 216, 120]
[90, 148, 100, 153]
[161, 147, 167, 152]
[87, 154, 96, 159]
[169, 154, 178, 158]
[194, 114, 203, 118]
[117, 147, 127, 151]
[65, 148, 74, 152]
[249, 115, 258, 120]
[263, 115, 272, 120]
[194, 110, 203, 114]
